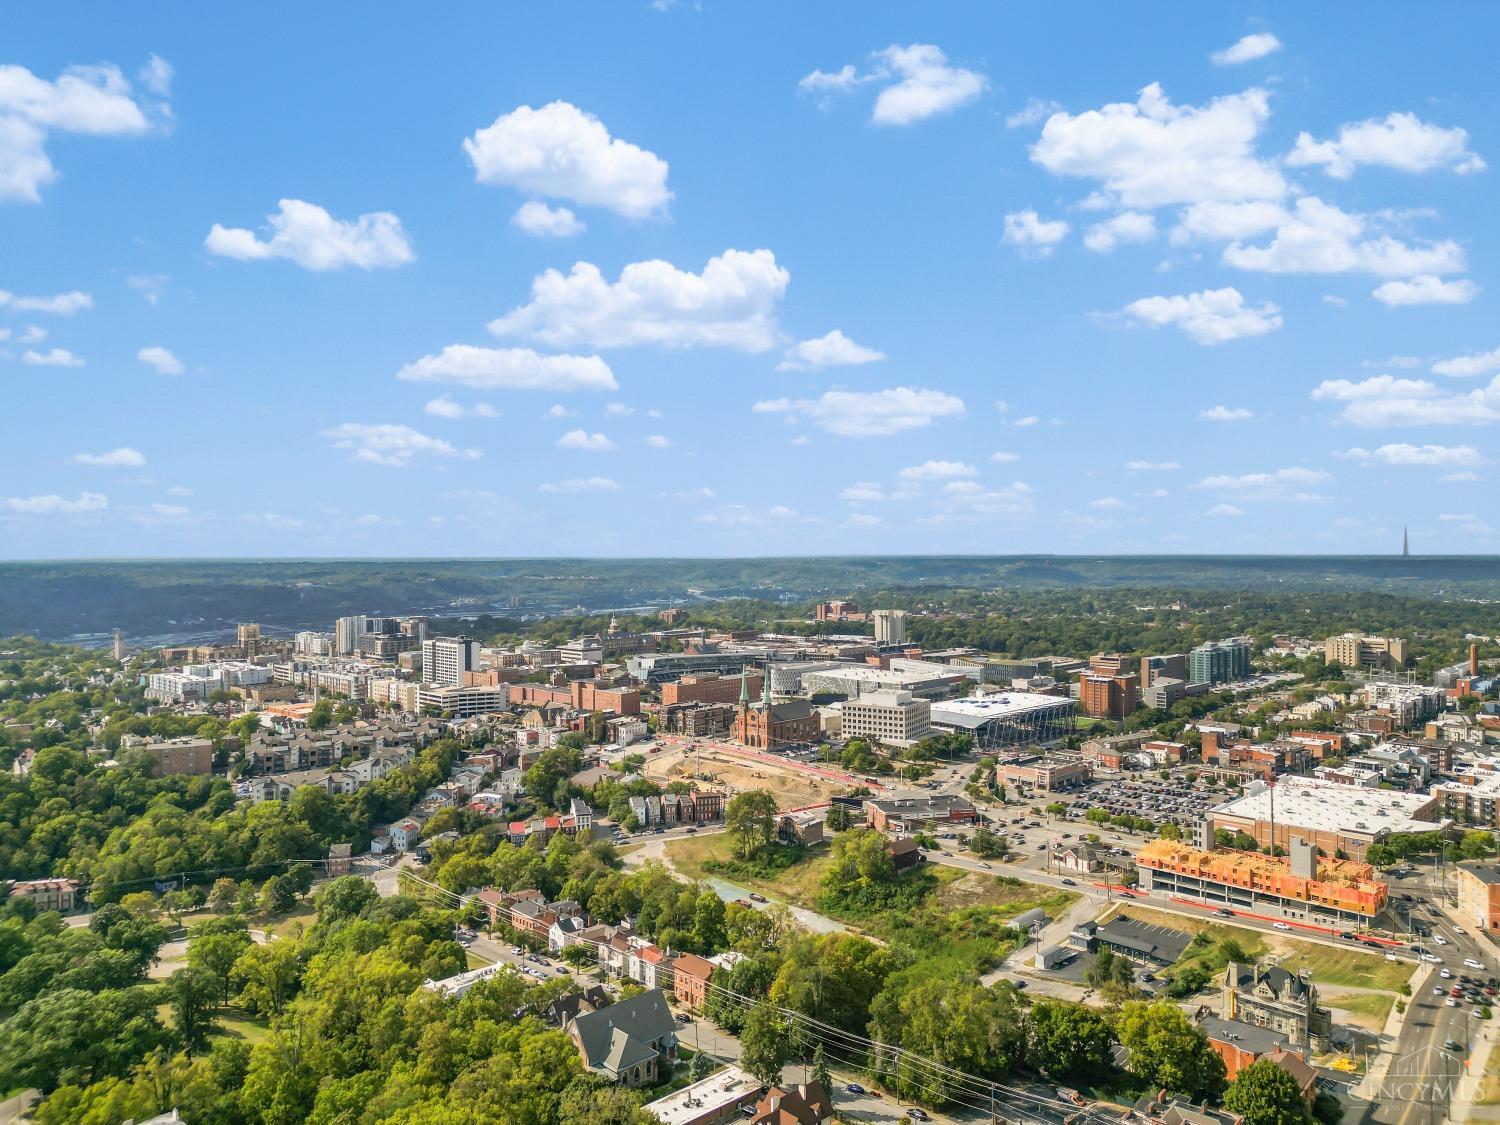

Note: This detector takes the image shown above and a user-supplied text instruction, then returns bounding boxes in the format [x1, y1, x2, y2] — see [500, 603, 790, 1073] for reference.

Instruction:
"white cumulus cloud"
[0, 61, 162, 202]
[1288, 112, 1485, 179]
[1124, 287, 1282, 345]
[1210, 33, 1283, 66]
[753, 387, 965, 437]
[137, 345, 184, 375]
[2, 490, 108, 515]
[898, 460, 976, 481]
[1311, 374, 1500, 427]
[206, 199, 414, 270]
[1003, 209, 1070, 255]
[1432, 347, 1500, 379]
[1221, 197, 1466, 278]
[396, 345, 616, 392]
[556, 429, 616, 452]
[1030, 83, 1286, 208]
[22, 347, 83, 367]
[645, 434, 671, 448]
[464, 101, 671, 219]
[511, 201, 585, 238]
[1083, 211, 1156, 253]
[538, 476, 620, 493]
[1195, 466, 1331, 502]
[1372, 275, 1478, 307]
[0, 289, 92, 314]
[990, 451, 1020, 463]
[1199, 405, 1255, 421]
[423, 395, 498, 419]
[322, 422, 481, 466]
[1125, 460, 1180, 471]
[73, 447, 145, 467]
[489, 249, 789, 352]
[777, 329, 885, 371]
[800, 44, 986, 126]
[1339, 443, 1485, 467]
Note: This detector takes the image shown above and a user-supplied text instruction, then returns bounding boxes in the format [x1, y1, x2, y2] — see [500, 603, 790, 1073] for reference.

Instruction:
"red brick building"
[661, 673, 764, 706]
[672, 952, 715, 1009]
[1078, 673, 1138, 720]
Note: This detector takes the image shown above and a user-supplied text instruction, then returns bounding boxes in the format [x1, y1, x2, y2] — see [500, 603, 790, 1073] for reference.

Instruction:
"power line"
[398, 869, 1093, 1123]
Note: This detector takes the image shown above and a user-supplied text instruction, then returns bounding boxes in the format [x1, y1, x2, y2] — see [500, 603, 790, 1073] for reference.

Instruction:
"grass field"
[665, 833, 834, 910]
[934, 868, 1080, 919]
[1101, 903, 1414, 992]
[1319, 990, 1395, 1031]
[264, 903, 318, 939]
[1477, 1036, 1500, 1104]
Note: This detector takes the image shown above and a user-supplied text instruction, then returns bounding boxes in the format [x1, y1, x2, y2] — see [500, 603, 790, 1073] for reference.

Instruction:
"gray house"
[566, 988, 678, 1087]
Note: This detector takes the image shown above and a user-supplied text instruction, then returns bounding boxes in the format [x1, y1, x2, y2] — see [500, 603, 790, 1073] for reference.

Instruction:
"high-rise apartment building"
[1078, 672, 1138, 719]
[1140, 653, 1187, 687]
[1188, 639, 1252, 686]
[872, 609, 909, 646]
[238, 623, 261, 659]
[1323, 633, 1408, 671]
[334, 615, 368, 656]
[422, 637, 480, 687]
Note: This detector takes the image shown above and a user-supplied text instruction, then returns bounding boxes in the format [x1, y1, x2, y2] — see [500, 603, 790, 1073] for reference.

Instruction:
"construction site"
[640, 738, 877, 811]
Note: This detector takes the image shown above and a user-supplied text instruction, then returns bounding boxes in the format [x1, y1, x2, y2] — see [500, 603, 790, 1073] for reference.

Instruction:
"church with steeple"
[731, 664, 820, 749]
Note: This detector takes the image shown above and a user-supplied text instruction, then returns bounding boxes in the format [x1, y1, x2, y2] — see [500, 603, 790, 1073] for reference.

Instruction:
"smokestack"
[1471, 644, 1480, 678]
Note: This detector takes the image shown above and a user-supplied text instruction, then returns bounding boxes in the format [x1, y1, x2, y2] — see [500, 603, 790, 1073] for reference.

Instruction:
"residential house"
[672, 952, 715, 1010]
[749, 1082, 832, 1125]
[389, 816, 426, 852]
[566, 988, 678, 1087]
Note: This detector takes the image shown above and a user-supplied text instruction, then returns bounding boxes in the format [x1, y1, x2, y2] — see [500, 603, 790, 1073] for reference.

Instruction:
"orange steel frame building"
[1135, 839, 1389, 921]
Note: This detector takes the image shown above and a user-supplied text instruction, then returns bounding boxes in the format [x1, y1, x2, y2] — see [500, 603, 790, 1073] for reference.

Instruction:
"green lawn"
[933, 868, 1080, 919]
[213, 1009, 271, 1045]
[1103, 903, 1414, 992]
[1319, 990, 1394, 1031]
[665, 833, 834, 910]
[263, 903, 318, 939]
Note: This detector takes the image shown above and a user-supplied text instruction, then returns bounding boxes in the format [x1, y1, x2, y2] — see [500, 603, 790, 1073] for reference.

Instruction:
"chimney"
[1471, 644, 1480, 678]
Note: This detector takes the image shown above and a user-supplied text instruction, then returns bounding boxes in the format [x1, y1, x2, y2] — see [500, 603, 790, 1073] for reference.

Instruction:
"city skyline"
[4, 3, 1499, 558]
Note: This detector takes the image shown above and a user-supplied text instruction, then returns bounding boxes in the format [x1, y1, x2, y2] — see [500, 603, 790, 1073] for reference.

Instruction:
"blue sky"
[3, 3, 1499, 558]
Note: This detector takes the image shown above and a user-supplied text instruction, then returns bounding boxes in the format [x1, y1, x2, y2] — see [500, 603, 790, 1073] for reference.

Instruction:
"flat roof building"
[929, 692, 1077, 749]
[1207, 777, 1444, 860]
[1135, 838, 1389, 922]
[839, 689, 931, 746]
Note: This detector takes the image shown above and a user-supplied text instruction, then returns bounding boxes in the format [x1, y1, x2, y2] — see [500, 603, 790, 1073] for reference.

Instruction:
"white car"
[1447, 998, 1459, 1007]
[1435, 986, 1447, 995]
[1421, 953, 1443, 963]
[1273, 922, 1291, 931]
[1435, 935, 1449, 945]
[1441, 969, 1453, 978]
[1455, 927, 1468, 936]
[1466, 958, 1485, 970]
[1386, 953, 1399, 962]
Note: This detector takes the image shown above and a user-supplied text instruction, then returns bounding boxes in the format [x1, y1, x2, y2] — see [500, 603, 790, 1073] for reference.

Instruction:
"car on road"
[845, 1083, 866, 1095]
[1435, 986, 1447, 995]
[1422, 953, 1443, 963]
[1435, 935, 1449, 945]
[686, 827, 698, 834]
[1215, 908, 1234, 918]
[1273, 922, 1291, 931]
[906, 1111, 930, 1121]
[675, 1013, 692, 1023]
[748, 893, 768, 903]
[1445, 1040, 1465, 1053]
[1441, 969, 1453, 978]
[1455, 926, 1467, 935]
[1466, 958, 1485, 970]
[1447, 998, 1459, 1007]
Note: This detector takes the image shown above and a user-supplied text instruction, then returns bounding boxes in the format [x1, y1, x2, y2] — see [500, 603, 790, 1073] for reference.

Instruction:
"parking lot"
[1059, 774, 1226, 831]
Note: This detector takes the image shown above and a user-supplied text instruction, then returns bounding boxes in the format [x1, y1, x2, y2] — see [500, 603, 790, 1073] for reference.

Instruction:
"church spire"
[738, 666, 750, 706]
[761, 661, 772, 708]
